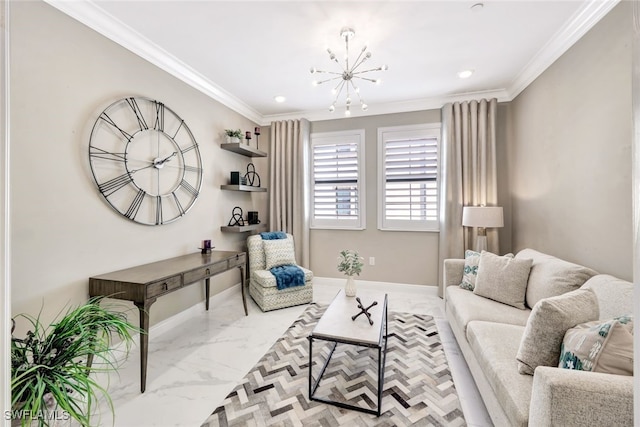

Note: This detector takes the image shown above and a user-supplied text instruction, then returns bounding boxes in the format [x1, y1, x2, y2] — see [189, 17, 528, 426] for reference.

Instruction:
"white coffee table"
[308, 289, 388, 416]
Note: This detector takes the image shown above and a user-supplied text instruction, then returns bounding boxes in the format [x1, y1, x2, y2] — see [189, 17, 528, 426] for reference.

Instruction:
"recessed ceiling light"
[457, 69, 474, 79]
[274, 95, 286, 103]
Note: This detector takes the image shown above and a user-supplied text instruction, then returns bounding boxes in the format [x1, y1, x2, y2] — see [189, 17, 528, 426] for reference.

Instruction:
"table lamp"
[462, 206, 504, 252]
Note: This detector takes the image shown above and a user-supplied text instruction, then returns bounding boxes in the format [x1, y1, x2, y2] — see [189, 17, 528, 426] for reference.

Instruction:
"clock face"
[89, 97, 203, 225]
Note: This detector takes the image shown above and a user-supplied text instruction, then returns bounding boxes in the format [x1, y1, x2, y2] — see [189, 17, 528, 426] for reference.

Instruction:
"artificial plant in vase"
[224, 129, 243, 143]
[11, 296, 139, 427]
[337, 249, 364, 297]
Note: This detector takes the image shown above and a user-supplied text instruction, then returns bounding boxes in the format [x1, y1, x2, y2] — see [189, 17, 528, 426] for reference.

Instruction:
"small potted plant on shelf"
[224, 129, 243, 144]
[11, 296, 139, 427]
[337, 249, 364, 297]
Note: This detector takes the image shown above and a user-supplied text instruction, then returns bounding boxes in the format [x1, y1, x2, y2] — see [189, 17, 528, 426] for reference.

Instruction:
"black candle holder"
[254, 127, 261, 150]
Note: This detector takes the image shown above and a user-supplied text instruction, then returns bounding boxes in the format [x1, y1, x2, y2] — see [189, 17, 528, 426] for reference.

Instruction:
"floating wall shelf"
[221, 143, 267, 158]
[220, 224, 267, 233]
[220, 184, 267, 192]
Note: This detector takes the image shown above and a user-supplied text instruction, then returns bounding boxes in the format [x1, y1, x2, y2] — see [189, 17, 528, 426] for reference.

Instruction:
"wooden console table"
[89, 251, 247, 392]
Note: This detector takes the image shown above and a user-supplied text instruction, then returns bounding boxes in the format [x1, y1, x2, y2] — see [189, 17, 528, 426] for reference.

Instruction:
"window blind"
[383, 137, 438, 222]
[312, 142, 359, 220]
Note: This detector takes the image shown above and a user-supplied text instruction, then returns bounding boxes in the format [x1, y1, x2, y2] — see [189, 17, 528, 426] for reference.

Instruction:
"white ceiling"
[46, 0, 618, 125]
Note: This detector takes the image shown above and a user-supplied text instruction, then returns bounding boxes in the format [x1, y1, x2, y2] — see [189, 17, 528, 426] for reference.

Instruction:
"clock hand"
[157, 152, 177, 165]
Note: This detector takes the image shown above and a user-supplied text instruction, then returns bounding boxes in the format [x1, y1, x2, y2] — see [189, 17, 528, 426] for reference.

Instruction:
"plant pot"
[345, 275, 356, 297]
[226, 136, 241, 144]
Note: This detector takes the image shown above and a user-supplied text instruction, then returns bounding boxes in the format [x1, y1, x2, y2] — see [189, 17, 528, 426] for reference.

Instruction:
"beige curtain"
[438, 99, 498, 297]
[269, 119, 310, 268]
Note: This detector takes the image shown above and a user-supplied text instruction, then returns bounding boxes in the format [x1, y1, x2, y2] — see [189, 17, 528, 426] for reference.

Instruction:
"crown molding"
[45, 0, 616, 125]
[506, 0, 620, 100]
[43, 0, 263, 125]
[261, 89, 510, 124]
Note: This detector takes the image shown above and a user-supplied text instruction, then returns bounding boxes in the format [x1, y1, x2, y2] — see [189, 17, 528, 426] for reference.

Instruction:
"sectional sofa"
[443, 249, 634, 426]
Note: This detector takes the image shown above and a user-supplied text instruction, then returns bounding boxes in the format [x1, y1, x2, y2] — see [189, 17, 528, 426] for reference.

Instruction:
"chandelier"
[310, 27, 388, 116]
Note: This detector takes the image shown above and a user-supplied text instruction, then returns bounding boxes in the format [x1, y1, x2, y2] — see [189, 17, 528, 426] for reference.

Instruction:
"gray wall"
[508, 1, 632, 280]
[309, 109, 512, 285]
[10, 1, 267, 331]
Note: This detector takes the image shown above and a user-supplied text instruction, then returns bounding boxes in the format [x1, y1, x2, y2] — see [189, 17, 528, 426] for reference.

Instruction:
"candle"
[203, 240, 211, 249]
[254, 127, 261, 135]
[245, 131, 252, 139]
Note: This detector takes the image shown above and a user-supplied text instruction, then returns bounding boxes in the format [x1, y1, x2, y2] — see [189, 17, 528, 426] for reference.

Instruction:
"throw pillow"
[473, 251, 532, 309]
[263, 238, 296, 270]
[559, 315, 633, 376]
[516, 289, 599, 375]
[460, 250, 481, 291]
[516, 249, 598, 309]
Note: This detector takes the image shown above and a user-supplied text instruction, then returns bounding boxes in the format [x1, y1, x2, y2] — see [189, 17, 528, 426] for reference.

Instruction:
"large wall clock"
[89, 97, 203, 225]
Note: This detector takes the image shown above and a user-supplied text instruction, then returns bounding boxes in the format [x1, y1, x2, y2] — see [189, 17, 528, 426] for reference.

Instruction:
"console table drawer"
[183, 262, 229, 284]
[228, 254, 246, 268]
[147, 276, 181, 298]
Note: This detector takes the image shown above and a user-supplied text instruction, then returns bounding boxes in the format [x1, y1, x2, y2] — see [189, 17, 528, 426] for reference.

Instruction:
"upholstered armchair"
[247, 233, 313, 311]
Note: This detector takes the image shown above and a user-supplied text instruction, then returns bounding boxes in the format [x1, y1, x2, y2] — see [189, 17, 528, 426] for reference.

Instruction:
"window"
[310, 130, 365, 229]
[378, 124, 440, 231]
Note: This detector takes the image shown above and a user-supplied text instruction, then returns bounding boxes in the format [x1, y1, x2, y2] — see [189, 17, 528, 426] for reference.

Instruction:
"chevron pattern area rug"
[201, 303, 466, 427]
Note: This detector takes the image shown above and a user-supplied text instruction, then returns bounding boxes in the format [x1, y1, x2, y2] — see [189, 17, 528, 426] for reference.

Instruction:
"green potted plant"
[11, 296, 139, 427]
[224, 129, 243, 143]
[337, 249, 364, 297]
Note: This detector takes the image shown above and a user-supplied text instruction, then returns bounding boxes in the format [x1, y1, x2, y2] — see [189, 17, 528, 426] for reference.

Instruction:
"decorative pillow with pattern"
[460, 250, 481, 290]
[559, 315, 633, 376]
[263, 238, 296, 270]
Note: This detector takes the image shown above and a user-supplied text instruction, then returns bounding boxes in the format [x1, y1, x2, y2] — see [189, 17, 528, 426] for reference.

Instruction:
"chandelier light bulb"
[312, 80, 319, 86]
[346, 97, 352, 105]
[375, 79, 382, 85]
[380, 64, 388, 71]
[362, 103, 368, 111]
[365, 52, 372, 59]
[310, 67, 317, 74]
[345, 107, 351, 117]
[329, 105, 335, 113]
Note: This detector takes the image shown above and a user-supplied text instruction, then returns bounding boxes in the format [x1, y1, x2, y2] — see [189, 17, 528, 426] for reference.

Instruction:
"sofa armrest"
[530, 366, 633, 427]
[443, 259, 465, 288]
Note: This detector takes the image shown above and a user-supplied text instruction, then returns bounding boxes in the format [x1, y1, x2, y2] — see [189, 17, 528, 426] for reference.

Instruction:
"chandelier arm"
[332, 80, 347, 104]
[353, 68, 385, 75]
[316, 76, 343, 85]
[353, 76, 379, 84]
[313, 70, 343, 75]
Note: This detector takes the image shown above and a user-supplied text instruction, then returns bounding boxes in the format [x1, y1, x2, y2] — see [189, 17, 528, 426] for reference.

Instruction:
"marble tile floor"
[95, 278, 492, 427]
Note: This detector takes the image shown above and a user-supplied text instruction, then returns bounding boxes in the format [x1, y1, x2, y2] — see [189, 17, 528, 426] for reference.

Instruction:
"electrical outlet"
[369, 257, 375, 266]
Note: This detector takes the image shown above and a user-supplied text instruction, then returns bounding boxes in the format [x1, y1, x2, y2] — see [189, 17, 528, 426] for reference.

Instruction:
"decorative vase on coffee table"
[345, 275, 356, 297]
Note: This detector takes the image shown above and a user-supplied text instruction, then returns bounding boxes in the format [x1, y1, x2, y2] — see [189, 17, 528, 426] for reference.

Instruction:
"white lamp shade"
[462, 206, 504, 228]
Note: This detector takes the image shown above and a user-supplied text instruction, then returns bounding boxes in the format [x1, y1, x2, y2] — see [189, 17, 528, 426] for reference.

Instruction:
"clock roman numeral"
[183, 165, 201, 173]
[171, 192, 185, 216]
[171, 120, 184, 139]
[100, 113, 133, 142]
[125, 189, 146, 220]
[180, 144, 198, 154]
[179, 180, 199, 197]
[89, 146, 126, 163]
[154, 102, 164, 132]
[98, 173, 134, 196]
[155, 196, 163, 225]
[126, 97, 148, 131]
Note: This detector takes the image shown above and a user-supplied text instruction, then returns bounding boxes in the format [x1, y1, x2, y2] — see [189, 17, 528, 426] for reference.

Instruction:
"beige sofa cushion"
[474, 251, 532, 309]
[466, 321, 531, 427]
[581, 274, 634, 320]
[445, 286, 530, 335]
[516, 249, 597, 309]
[516, 289, 599, 375]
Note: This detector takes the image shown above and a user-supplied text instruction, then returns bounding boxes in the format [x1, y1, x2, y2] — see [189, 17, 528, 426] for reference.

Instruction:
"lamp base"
[475, 235, 488, 252]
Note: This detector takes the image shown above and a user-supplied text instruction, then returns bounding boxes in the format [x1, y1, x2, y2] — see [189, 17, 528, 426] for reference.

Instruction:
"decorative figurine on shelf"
[244, 163, 261, 187]
[200, 239, 213, 254]
[230, 171, 247, 186]
[254, 127, 261, 150]
[245, 131, 252, 145]
[228, 206, 245, 226]
[352, 297, 378, 325]
[247, 211, 260, 225]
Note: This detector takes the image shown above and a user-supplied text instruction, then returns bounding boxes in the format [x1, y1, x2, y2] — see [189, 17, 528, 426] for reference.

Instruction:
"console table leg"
[134, 301, 152, 393]
[205, 277, 210, 311]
